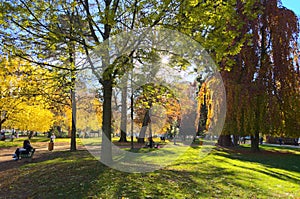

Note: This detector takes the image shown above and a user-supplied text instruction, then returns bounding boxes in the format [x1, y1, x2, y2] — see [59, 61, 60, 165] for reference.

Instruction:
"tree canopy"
[0, 0, 299, 154]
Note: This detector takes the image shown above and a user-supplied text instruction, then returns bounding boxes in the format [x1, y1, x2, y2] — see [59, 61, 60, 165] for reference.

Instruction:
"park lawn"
[0, 137, 50, 148]
[0, 145, 299, 198]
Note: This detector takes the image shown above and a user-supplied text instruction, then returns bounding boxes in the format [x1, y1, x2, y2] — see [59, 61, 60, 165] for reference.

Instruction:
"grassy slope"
[0, 143, 299, 199]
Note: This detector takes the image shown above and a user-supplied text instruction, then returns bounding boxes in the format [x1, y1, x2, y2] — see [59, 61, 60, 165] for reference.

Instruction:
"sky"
[281, 0, 300, 16]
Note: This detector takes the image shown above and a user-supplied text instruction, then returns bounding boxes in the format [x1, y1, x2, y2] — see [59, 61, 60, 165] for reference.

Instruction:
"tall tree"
[78, 0, 182, 162]
[219, 0, 299, 150]
[177, 0, 260, 147]
[1, 0, 183, 161]
[1, 0, 88, 151]
[178, 0, 299, 151]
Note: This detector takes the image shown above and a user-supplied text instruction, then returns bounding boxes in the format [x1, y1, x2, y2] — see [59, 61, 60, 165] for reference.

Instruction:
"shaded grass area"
[0, 146, 299, 198]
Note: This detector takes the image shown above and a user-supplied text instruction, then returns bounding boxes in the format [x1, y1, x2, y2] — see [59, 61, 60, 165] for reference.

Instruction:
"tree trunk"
[233, 135, 239, 146]
[218, 134, 234, 147]
[69, 38, 77, 151]
[250, 0, 267, 153]
[0, 120, 3, 133]
[101, 80, 113, 164]
[130, 93, 134, 149]
[149, 119, 153, 148]
[70, 82, 77, 151]
[251, 133, 260, 152]
[197, 94, 208, 136]
[28, 131, 34, 139]
[137, 108, 151, 143]
[0, 113, 7, 133]
[119, 77, 128, 142]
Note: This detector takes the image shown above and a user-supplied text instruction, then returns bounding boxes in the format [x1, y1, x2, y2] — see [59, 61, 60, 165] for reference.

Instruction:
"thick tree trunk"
[0, 114, 7, 133]
[119, 78, 128, 142]
[28, 131, 34, 139]
[251, 133, 260, 152]
[101, 80, 113, 164]
[137, 109, 150, 143]
[119, 130, 127, 142]
[197, 94, 208, 136]
[233, 135, 239, 146]
[218, 134, 234, 147]
[250, 0, 265, 153]
[0, 120, 3, 133]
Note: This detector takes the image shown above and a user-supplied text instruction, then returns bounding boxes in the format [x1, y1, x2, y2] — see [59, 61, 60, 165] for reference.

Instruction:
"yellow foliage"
[0, 56, 59, 132]
[5, 103, 54, 132]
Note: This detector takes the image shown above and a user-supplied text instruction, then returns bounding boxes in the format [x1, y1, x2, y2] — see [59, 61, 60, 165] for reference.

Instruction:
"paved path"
[0, 142, 72, 163]
[262, 143, 300, 149]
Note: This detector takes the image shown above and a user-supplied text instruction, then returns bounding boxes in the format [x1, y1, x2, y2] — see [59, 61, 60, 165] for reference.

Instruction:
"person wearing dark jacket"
[12, 140, 33, 160]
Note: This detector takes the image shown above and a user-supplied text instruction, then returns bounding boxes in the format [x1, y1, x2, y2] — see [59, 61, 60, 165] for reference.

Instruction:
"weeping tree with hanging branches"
[177, 0, 299, 151]
[176, 0, 262, 147]
[221, 0, 300, 151]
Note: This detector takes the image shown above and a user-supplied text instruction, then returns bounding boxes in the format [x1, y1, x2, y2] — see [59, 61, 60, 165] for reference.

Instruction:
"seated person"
[146, 137, 159, 148]
[12, 140, 33, 160]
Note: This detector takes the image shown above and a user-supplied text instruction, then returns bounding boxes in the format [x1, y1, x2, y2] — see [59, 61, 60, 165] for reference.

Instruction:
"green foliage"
[177, 0, 260, 69]
[1, 0, 299, 155]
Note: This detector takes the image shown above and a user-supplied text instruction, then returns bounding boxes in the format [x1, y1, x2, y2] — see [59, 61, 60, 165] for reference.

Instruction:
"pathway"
[0, 142, 76, 163]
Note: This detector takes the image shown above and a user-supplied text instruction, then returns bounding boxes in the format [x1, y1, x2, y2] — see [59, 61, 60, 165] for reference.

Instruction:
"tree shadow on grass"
[215, 146, 300, 175]
[94, 168, 237, 198]
[2, 146, 299, 199]
[0, 148, 249, 199]
[218, 156, 300, 185]
[0, 150, 108, 199]
[0, 150, 211, 198]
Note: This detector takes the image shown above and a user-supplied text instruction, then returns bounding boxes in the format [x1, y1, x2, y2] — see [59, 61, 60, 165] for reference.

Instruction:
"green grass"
[0, 137, 45, 148]
[1, 144, 299, 198]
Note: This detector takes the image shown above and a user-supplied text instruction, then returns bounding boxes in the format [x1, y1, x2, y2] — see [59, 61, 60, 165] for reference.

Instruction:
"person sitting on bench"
[13, 140, 33, 160]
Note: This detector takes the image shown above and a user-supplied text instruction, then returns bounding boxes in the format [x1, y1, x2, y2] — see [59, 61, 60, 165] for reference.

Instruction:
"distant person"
[242, 137, 246, 144]
[294, 138, 299, 146]
[259, 137, 263, 145]
[279, 137, 283, 145]
[12, 140, 33, 160]
[50, 133, 56, 142]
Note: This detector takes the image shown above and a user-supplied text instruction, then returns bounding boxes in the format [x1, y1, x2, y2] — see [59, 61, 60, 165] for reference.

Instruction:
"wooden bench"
[19, 148, 35, 161]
